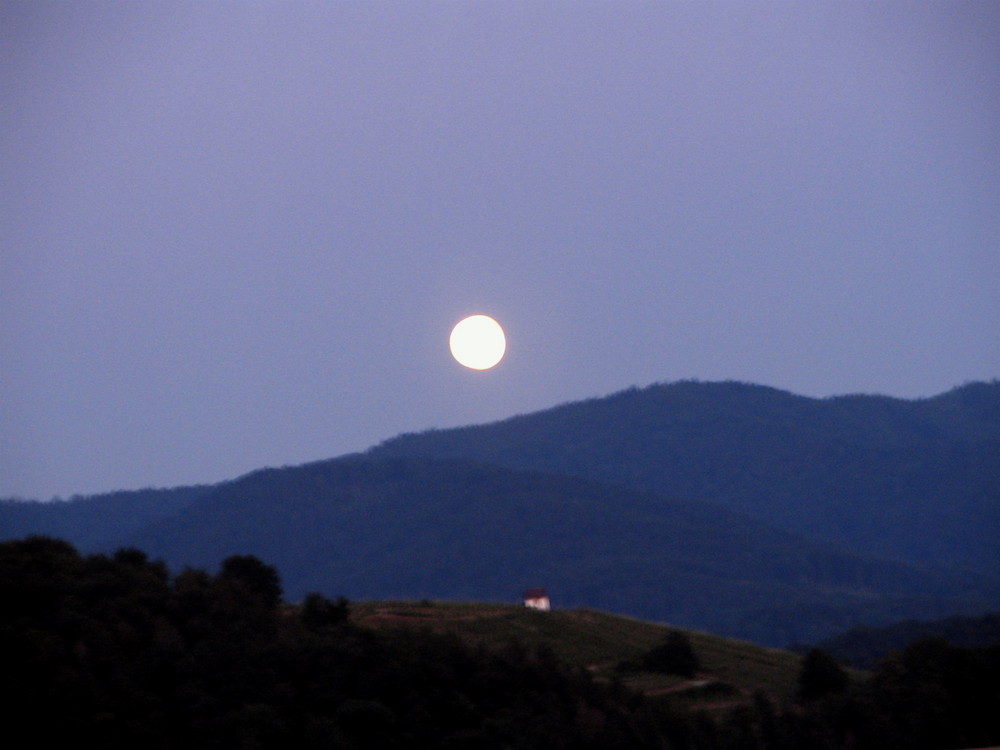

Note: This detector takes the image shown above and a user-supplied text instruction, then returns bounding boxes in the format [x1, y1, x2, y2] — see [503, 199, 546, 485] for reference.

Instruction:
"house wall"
[524, 596, 550, 611]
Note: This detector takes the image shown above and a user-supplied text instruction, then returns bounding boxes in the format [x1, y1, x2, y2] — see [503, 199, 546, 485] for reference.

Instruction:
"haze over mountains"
[2, 380, 997, 646]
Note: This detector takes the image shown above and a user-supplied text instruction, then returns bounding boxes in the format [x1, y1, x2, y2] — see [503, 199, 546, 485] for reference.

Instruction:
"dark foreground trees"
[2, 535, 998, 750]
[642, 630, 701, 677]
[0, 536, 664, 749]
[798, 648, 849, 701]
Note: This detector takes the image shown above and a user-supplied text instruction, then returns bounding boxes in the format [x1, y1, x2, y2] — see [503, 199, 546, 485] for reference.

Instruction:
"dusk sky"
[3, 1, 998, 501]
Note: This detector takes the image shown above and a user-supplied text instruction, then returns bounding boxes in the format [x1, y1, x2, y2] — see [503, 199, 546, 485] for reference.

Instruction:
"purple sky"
[2, 1, 998, 500]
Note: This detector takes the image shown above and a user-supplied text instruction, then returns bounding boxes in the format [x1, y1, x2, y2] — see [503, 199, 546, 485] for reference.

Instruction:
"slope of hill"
[0, 537, 675, 749]
[7, 536, 997, 750]
[113, 455, 996, 646]
[369, 380, 1000, 577]
[2, 380, 996, 647]
[806, 611, 1000, 669]
[0, 485, 208, 550]
[350, 600, 807, 705]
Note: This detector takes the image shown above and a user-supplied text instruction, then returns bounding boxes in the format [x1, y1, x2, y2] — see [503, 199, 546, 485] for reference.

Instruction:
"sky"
[2, 1, 998, 501]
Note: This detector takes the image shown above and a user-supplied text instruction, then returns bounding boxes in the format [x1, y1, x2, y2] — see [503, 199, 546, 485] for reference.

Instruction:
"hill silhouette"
[6, 537, 999, 750]
[0, 486, 208, 549]
[3, 455, 994, 646]
[805, 610, 1000, 669]
[2, 380, 997, 646]
[370, 380, 1000, 578]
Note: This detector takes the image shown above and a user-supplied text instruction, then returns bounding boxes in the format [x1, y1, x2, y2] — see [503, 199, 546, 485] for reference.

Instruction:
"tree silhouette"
[798, 647, 848, 701]
[301, 592, 350, 628]
[217, 554, 282, 609]
[643, 630, 700, 677]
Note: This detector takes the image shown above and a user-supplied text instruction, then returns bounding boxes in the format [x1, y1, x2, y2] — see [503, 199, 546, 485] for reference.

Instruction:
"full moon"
[449, 315, 506, 370]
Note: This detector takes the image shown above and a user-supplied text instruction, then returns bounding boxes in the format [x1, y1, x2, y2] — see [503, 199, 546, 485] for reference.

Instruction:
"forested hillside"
[4, 537, 999, 750]
[806, 611, 1000, 669]
[371, 380, 1000, 577]
[49, 456, 1000, 645]
[2, 380, 996, 647]
[0, 486, 208, 550]
[0, 536, 659, 749]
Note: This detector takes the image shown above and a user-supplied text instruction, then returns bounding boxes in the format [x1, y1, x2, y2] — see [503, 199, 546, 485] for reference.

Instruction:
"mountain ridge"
[2, 379, 996, 646]
[4, 454, 996, 646]
[369, 379, 1000, 577]
[121, 453, 1000, 644]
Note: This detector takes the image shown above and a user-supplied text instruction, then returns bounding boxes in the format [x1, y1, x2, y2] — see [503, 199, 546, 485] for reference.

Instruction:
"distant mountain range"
[371, 380, 1000, 579]
[2, 379, 997, 646]
[805, 611, 1000, 669]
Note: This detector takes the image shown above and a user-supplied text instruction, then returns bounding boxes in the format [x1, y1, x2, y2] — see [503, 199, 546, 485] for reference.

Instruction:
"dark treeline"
[0, 536, 667, 749]
[3, 536, 999, 750]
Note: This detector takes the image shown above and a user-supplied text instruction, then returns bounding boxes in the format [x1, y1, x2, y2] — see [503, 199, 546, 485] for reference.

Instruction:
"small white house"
[522, 588, 550, 611]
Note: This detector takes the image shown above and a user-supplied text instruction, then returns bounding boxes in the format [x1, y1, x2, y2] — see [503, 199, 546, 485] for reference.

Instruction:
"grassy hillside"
[351, 600, 808, 707]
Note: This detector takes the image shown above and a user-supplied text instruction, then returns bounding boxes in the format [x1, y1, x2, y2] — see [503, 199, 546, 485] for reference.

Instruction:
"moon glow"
[449, 315, 506, 370]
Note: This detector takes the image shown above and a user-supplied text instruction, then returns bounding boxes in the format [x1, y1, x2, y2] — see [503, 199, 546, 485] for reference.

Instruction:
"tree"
[798, 648, 848, 701]
[301, 592, 350, 628]
[643, 631, 700, 677]
[217, 554, 282, 610]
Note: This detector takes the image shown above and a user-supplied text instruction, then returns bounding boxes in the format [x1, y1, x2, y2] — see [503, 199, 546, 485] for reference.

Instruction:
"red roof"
[523, 588, 548, 599]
